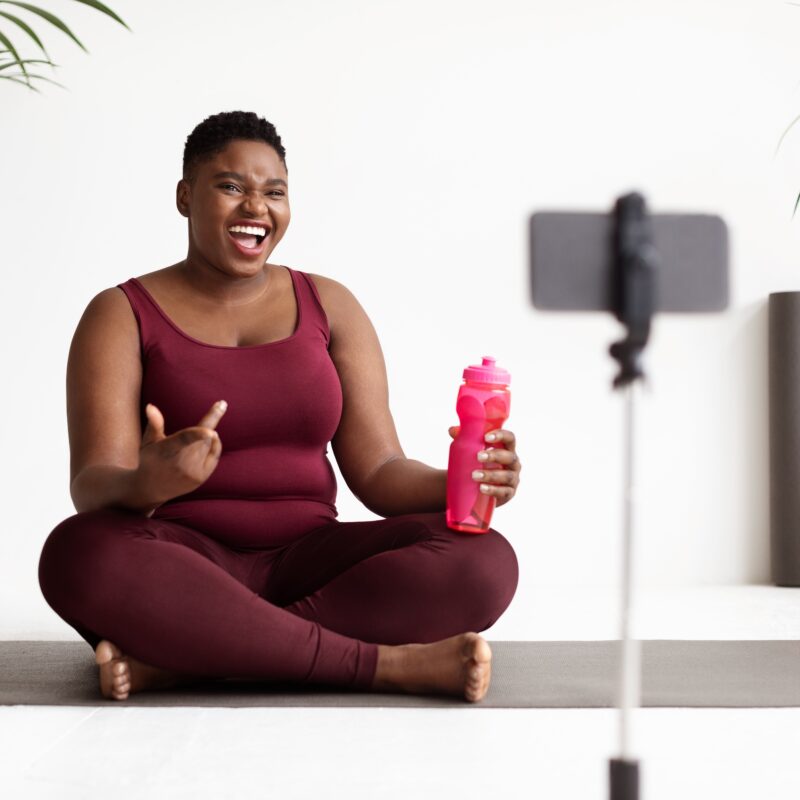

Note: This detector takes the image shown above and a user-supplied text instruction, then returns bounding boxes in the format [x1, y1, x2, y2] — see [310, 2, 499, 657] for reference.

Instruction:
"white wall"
[2, 0, 799, 639]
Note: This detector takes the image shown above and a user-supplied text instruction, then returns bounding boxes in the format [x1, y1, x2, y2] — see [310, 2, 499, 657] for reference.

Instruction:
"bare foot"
[95, 640, 186, 700]
[371, 632, 492, 703]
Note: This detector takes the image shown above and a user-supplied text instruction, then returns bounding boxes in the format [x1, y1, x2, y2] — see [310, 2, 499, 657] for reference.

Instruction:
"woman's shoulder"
[301, 269, 345, 295]
[305, 272, 376, 340]
[300, 270, 358, 335]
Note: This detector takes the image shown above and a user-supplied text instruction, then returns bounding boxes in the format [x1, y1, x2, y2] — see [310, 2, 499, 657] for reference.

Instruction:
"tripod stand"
[607, 191, 659, 800]
[529, 189, 729, 799]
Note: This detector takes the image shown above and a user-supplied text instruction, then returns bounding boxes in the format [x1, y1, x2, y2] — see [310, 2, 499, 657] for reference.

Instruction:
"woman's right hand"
[136, 400, 227, 508]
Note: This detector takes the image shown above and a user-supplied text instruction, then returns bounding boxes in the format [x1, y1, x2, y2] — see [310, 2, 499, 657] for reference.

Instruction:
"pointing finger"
[207, 431, 223, 460]
[198, 400, 228, 430]
[142, 404, 165, 442]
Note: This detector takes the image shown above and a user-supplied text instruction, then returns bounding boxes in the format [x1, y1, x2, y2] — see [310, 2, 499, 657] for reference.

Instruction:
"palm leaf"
[0, 0, 129, 93]
[0, 69, 64, 88]
[0, 25, 30, 81]
[775, 111, 800, 158]
[0, 2, 88, 51]
[0, 71, 39, 89]
[0, 56, 54, 70]
[71, 0, 129, 30]
[0, 72, 37, 88]
[0, 9, 48, 55]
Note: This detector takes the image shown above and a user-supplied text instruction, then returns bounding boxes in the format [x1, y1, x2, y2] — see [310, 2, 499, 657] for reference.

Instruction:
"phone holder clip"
[609, 192, 659, 389]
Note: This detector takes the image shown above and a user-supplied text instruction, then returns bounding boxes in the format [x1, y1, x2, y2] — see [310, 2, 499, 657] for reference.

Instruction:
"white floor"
[2, 585, 799, 800]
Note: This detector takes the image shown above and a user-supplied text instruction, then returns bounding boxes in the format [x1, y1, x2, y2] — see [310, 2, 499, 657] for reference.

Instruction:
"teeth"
[228, 225, 268, 236]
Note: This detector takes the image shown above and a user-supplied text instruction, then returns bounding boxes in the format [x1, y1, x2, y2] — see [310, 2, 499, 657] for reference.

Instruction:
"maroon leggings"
[38, 509, 519, 690]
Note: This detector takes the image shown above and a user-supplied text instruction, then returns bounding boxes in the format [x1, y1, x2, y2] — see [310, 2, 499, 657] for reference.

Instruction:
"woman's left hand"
[448, 426, 522, 508]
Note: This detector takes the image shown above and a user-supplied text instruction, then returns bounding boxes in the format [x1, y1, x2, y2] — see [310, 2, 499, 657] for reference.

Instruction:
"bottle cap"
[463, 356, 511, 385]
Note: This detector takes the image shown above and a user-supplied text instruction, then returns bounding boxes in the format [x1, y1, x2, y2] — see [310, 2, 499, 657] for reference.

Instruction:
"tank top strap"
[116, 276, 162, 355]
[289, 267, 331, 348]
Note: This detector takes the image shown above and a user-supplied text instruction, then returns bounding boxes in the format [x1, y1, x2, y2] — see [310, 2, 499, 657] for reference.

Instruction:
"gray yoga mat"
[769, 291, 800, 586]
[2, 640, 799, 708]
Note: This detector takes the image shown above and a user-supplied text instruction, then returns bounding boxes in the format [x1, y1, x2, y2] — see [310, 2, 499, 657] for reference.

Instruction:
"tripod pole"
[609, 378, 641, 800]
[607, 189, 657, 799]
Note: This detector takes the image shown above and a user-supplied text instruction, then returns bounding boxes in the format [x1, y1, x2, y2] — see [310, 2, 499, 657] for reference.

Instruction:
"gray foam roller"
[769, 292, 800, 586]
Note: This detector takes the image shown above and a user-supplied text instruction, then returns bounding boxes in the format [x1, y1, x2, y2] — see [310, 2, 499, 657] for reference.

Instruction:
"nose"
[241, 190, 268, 216]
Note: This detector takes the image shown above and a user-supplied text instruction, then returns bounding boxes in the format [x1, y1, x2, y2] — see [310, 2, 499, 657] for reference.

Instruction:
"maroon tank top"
[116, 266, 342, 549]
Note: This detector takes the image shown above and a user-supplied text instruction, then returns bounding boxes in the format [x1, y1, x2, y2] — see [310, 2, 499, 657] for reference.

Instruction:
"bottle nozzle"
[463, 356, 511, 385]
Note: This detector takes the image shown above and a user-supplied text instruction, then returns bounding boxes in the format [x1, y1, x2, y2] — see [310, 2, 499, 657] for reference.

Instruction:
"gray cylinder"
[769, 291, 800, 586]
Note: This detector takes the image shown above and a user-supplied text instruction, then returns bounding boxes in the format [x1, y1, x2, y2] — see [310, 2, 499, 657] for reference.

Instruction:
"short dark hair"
[182, 110, 287, 181]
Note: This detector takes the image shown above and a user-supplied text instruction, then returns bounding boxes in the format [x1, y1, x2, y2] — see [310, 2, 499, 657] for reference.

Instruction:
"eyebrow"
[212, 171, 287, 187]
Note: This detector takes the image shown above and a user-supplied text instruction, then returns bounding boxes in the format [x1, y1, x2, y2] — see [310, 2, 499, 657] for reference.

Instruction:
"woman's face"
[177, 139, 290, 274]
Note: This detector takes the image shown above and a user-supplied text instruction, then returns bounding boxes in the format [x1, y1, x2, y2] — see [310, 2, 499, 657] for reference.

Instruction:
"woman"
[38, 111, 522, 703]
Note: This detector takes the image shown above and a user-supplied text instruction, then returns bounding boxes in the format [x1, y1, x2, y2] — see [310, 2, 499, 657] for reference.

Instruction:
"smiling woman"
[176, 117, 291, 286]
[37, 110, 520, 705]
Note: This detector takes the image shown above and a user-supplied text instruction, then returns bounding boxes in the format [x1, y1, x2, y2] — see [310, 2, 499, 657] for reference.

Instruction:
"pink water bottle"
[446, 356, 511, 533]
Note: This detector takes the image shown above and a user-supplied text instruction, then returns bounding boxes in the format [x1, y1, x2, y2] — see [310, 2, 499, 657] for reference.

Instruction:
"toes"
[474, 636, 492, 664]
[95, 640, 117, 665]
[96, 642, 133, 701]
[458, 637, 491, 702]
[462, 633, 492, 666]
[465, 649, 491, 701]
[114, 673, 131, 691]
[466, 665, 483, 692]
[465, 682, 484, 702]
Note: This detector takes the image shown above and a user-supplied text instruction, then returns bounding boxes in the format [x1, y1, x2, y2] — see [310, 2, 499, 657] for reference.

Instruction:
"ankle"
[371, 644, 408, 691]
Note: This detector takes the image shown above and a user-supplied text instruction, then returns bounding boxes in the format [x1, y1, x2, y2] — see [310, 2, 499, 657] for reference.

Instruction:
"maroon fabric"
[38, 267, 519, 690]
[120, 267, 341, 549]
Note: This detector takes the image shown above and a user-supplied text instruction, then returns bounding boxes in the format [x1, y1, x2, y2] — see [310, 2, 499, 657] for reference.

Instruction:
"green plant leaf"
[0, 10, 48, 55]
[775, 112, 800, 158]
[18, 68, 63, 87]
[0, 56, 55, 70]
[71, 0, 130, 31]
[0, 68, 64, 88]
[0, 2, 88, 51]
[0, 26, 30, 82]
[0, 71, 38, 89]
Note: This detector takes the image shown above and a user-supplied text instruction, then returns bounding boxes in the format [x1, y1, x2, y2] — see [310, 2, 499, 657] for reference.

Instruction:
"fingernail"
[472, 470, 484, 480]
[486, 433, 496, 441]
[218, 400, 228, 411]
[477, 451, 489, 461]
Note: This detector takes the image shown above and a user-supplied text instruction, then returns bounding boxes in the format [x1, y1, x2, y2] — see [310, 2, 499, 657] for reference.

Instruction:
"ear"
[176, 179, 190, 218]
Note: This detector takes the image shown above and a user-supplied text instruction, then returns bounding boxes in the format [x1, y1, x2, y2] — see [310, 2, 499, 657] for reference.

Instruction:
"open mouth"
[227, 224, 271, 250]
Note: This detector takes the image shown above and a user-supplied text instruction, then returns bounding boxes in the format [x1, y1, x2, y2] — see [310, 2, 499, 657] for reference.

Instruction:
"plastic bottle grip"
[446, 369, 510, 533]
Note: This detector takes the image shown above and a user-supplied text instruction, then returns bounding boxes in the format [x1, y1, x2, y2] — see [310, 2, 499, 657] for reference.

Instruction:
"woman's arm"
[309, 274, 446, 517]
[66, 288, 156, 515]
[360, 457, 447, 516]
[71, 464, 159, 516]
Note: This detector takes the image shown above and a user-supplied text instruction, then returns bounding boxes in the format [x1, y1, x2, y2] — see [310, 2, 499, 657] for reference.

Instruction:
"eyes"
[219, 182, 285, 197]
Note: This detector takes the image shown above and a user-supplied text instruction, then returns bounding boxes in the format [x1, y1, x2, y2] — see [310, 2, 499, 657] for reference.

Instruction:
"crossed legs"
[38, 508, 519, 700]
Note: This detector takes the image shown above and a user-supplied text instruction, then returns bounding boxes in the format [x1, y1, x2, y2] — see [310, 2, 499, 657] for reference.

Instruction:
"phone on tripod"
[527, 194, 729, 800]
[529, 209, 728, 313]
